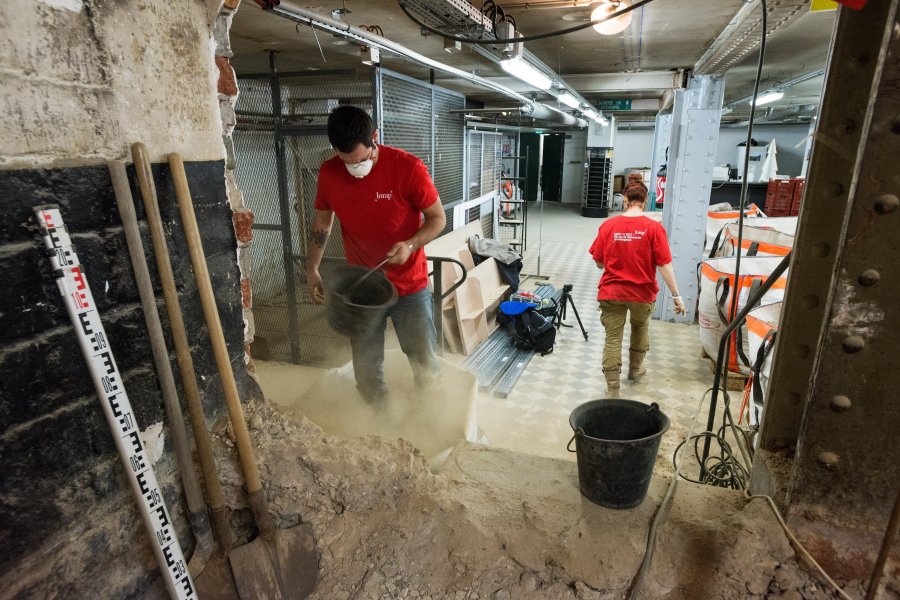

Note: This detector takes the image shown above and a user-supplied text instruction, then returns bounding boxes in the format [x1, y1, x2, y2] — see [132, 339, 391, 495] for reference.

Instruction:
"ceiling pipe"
[265, 1, 588, 128]
[723, 68, 826, 109]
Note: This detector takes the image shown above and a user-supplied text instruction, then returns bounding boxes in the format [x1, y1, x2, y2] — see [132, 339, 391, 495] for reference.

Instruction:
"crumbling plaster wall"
[0, 0, 225, 167]
[0, 0, 259, 597]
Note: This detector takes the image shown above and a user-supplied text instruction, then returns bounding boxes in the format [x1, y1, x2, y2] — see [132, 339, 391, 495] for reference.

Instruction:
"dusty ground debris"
[210, 399, 850, 599]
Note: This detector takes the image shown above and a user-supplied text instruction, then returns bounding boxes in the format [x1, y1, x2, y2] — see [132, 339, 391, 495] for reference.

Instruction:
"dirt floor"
[208, 397, 862, 600]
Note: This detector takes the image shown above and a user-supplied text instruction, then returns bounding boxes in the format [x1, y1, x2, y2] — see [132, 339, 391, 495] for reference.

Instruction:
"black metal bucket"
[567, 399, 669, 509]
[325, 264, 398, 338]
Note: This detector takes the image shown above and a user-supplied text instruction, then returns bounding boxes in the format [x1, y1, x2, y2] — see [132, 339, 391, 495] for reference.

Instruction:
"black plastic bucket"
[567, 399, 670, 509]
[325, 264, 398, 338]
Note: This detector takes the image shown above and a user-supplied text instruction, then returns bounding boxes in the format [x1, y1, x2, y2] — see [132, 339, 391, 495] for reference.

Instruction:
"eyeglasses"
[341, 145, 376, 167]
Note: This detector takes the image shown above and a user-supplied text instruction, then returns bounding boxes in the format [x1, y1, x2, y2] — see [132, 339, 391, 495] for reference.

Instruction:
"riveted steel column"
[649, 112, 672, 206]
[759, 0, 893, 451]
[776, 0, 899, 583]
[655, 75, 724, 323]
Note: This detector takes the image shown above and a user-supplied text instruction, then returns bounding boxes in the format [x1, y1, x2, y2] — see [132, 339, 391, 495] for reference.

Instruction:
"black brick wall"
[0, 161, 262, 592]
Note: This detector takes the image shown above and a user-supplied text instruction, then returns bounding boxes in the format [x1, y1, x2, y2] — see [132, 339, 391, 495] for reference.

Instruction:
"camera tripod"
[552, 284, 588, 341]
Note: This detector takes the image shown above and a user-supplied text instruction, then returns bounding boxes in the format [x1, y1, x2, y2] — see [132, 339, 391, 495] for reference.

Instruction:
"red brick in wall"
[241, 278, 252, 309]
[233, 209, 254, 244]
[216, 56, 238, 96]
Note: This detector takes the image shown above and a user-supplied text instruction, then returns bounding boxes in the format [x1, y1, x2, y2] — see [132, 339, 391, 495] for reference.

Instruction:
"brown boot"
[604, 368, 621, 397]
[628, 350, 647, 381]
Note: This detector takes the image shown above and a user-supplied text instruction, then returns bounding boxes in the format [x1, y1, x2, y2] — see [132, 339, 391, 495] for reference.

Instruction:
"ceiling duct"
[400, 0, 494, 35]
[693, 0, 808, 75]
[264, 1, 587, 127]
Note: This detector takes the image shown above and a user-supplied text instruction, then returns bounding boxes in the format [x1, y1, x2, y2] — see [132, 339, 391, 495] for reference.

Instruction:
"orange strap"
[746, 314, 777, 338]
[701, 263, 787, 289]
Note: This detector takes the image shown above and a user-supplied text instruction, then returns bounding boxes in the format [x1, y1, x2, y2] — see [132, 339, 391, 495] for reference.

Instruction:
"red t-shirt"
[315, 145, 440, 296]
[588, 215, 673, 303]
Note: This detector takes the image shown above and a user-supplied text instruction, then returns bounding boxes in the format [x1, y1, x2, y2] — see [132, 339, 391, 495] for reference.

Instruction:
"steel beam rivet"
[828, 183, 844, 197]
[841, 119, 856, 135]
[858, 269, 880, 286]
[817, 451, 840, 468]
[793, 344, 810, 359]
[802, 294, 819, 309]
[842, 335, 865, 353]
[874, 194, 899, 214]
[814, 242, 831, 258]
[788, 392, 801, 406]
[830, 395, 852, 412]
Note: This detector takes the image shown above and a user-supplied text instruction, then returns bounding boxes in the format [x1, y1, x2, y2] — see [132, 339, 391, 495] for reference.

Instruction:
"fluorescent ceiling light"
[557, 92, 580, 108]
[591, 1, 633, 35]
[596, 115, 609, 126]
[500, 58, 552, 91]
[751, 91, 784, 106]
[583, 108, 599, 119]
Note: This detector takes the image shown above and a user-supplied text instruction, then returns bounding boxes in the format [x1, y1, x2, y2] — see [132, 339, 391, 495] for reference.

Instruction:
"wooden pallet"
[700, 349, 751, 391]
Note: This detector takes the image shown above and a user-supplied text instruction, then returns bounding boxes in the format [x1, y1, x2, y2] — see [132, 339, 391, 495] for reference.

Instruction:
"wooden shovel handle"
[166, 153, 263, 496]
[130, 144, 232, 547]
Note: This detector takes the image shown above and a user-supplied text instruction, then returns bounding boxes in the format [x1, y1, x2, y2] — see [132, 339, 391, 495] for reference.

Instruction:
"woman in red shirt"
[588, 181, 685, 396]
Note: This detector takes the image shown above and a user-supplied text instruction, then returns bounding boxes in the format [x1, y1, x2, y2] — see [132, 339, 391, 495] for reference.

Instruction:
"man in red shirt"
[307, 106, 446, 403]
[589, 181, 685, 396]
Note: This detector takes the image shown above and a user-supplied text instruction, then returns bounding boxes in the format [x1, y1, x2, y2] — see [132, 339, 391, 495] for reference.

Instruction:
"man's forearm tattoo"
[311, 228, 329, 248]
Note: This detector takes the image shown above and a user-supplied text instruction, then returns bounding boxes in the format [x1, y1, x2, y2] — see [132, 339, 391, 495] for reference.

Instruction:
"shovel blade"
[194, 551, 240, 600]
[275, 522, 318, 597]
[229, 538, 282, 600]
[229, 523, 318, 600]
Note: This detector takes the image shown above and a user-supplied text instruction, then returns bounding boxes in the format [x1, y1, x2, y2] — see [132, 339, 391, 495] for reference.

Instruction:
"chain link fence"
[233, 65, 479, 366]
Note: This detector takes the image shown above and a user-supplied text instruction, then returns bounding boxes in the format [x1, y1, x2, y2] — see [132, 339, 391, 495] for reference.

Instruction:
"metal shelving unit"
[499, 143, 530, 250]
[582, 146, 613, 218]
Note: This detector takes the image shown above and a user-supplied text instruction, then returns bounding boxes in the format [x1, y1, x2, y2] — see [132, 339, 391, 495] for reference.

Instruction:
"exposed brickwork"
[233, 208, 254, 245]
[241, 277, 252, 309]
[216, 55, 238, 97]
[216, 0, 255, 365]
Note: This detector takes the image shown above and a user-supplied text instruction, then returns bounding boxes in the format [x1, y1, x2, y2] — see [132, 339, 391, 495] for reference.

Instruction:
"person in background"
[588, 181, 685, 396]
[307, 105, 446, 404]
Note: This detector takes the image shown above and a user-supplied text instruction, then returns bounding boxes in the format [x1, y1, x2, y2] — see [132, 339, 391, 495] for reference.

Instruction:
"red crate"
[767, 178, 805, 216]
[789, 179, 805, 216]
[766, 179, 795, 214]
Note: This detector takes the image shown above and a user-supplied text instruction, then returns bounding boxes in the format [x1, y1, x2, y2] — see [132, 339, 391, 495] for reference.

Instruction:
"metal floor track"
[462, 285, 560, 398]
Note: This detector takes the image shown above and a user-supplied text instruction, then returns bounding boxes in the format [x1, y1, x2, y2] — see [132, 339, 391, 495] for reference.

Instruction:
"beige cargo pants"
[599, 300, 655, 373]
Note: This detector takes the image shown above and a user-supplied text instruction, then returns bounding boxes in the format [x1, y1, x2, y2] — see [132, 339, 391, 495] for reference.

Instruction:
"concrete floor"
[256, 201, 722, 465]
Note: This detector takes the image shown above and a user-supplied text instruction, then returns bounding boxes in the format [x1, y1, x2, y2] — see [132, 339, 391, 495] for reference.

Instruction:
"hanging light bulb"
[591, 1, 633, 35]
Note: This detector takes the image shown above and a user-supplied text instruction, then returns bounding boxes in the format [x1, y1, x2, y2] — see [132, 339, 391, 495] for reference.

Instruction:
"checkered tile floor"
[476, 214, 717, 460]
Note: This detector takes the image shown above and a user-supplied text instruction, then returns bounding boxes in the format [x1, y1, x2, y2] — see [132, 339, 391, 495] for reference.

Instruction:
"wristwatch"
[407, 242, 415, 252]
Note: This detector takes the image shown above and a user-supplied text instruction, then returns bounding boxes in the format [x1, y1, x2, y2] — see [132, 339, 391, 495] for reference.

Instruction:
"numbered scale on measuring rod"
[33, 205, 196, 600]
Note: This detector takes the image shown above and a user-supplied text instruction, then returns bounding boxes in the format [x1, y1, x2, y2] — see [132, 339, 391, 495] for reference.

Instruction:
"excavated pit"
[208, 397, 858, 600]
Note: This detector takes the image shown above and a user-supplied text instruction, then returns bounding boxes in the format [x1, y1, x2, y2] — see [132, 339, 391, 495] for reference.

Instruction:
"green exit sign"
[597, 99, 632, 111]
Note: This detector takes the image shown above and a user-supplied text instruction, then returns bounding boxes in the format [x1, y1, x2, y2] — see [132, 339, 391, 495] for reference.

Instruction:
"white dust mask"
[345, 159, 374, 179]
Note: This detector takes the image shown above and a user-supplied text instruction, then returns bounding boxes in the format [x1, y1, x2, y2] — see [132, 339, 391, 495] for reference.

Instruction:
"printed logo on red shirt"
[613, 229, 647, 242]
[374, 191, 393, 202]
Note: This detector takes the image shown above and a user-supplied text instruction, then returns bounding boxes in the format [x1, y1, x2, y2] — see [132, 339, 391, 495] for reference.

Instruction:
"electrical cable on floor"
[625, 386, 713, 599]
[744, 491, 854, 600]
[398, 0, 656, 44]
[628, 384, 853, 600]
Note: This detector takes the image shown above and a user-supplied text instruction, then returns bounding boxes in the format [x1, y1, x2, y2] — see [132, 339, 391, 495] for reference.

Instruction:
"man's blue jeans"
[350, 287, 439, 401]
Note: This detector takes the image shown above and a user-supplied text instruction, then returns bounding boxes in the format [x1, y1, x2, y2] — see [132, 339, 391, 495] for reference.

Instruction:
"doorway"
[520, 132, 541, 202]
[540, 133, 566, 203]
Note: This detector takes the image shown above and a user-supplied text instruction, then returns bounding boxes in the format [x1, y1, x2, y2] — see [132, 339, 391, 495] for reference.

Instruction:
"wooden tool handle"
[130, 144, 231, 547]
[110, 159, 207, 512]
[166, 152, 263, 495]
